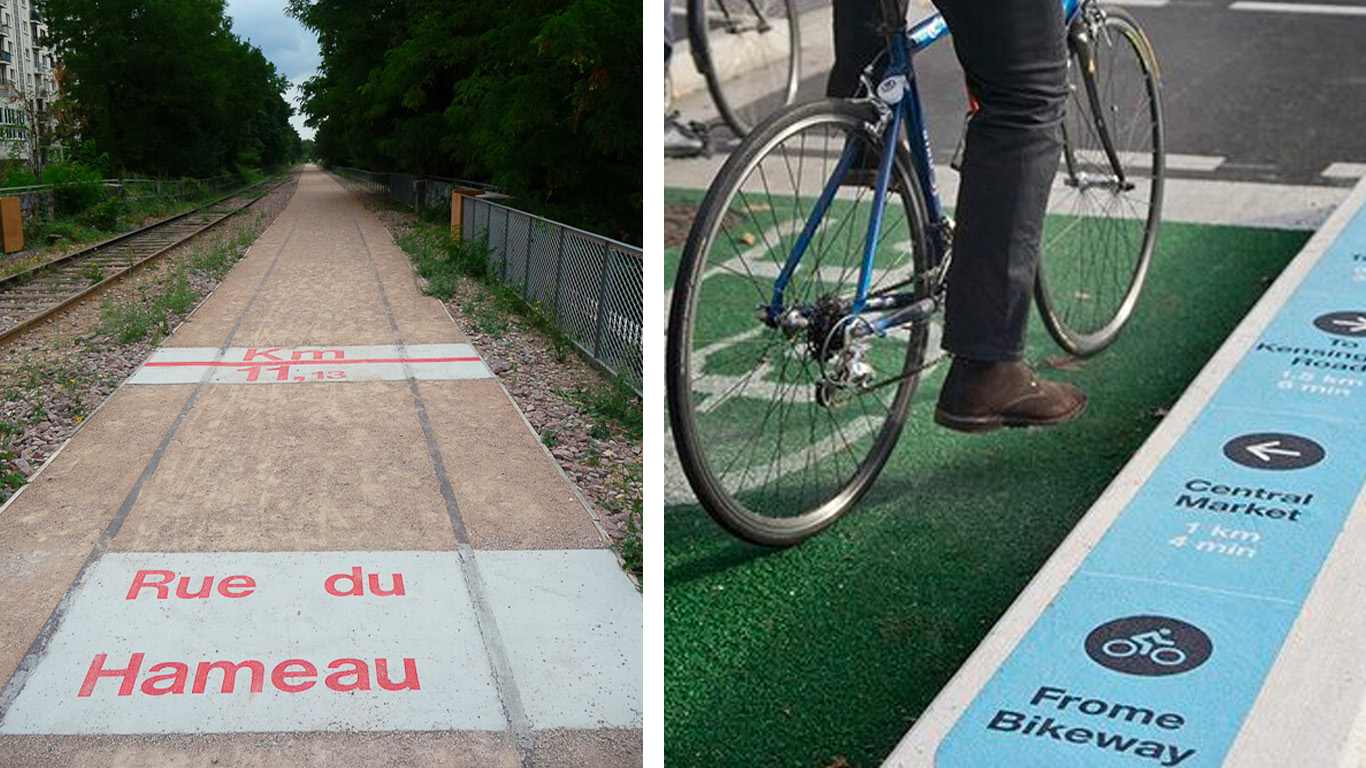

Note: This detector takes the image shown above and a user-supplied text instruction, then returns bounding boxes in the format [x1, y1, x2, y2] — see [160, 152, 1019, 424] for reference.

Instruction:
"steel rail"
[0, 175, 290, 347]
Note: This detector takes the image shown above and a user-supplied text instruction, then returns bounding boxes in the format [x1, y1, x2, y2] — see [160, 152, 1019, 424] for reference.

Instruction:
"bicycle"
[666, 0, 1164, 546]
[683, 0, 801, 137]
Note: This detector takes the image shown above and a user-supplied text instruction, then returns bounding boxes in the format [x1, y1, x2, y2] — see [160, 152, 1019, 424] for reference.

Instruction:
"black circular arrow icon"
[1314, 311, 1366, 337]
[1223, 432, 1325, 470]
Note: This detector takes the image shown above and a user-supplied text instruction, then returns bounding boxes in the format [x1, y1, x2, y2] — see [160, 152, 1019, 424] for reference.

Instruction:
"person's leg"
[827, 0, 889, 97]
[934, 0, 1066, 361]
[930, 0, 1085, 430]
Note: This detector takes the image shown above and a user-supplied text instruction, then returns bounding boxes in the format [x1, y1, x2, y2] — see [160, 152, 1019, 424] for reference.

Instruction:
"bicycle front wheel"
[688, 0, 800, 138]
[1036, 6, 1164, 357]
[667, 100, 933, 547]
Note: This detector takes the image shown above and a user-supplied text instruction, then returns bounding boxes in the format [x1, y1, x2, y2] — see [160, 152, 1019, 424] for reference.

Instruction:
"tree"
[37, 0, 299, 177]
[288, 0, 640, 243]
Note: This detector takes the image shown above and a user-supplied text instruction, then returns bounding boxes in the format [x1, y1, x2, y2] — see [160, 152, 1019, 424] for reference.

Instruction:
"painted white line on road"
[1323, 162, 1366, 179]
[1164, 153, 1227, 172]
[1072, 150, 1224, 172]
[0, 550, 641, 734]
[128, 344, 491, 385]
[1230, 1, 1366, 15]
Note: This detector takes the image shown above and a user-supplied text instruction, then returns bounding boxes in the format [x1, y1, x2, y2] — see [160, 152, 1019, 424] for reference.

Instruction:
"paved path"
[0, 166, 641, 766]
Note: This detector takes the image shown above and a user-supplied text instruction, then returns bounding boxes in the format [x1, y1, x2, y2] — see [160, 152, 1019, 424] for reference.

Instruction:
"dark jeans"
[830, 0, 1068, 362]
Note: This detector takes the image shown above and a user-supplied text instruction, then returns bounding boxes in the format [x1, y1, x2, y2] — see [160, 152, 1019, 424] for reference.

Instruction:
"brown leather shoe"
[934, 358, 1086, 433]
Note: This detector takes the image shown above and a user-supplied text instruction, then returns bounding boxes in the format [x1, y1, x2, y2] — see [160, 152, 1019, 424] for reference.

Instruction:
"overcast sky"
[224, 0, 321, 141]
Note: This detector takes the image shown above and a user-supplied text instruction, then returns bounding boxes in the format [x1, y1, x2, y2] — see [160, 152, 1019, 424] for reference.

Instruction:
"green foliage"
[99, 296, 159, 343]
[39, 0, 300, 177]
[403, 226, 491, 299]
[80, 196, 129, 231]
[288, 0, 640, 244]
[81, 262, 105, 285]
[613, 501, 642, 580]
[42, 159, 105, 216]
[1, 162, 39, 188]
[575, 379, 641, 436]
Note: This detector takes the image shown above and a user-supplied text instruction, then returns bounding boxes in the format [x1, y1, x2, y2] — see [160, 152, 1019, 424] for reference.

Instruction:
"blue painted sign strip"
[937, 202, 1366, 766]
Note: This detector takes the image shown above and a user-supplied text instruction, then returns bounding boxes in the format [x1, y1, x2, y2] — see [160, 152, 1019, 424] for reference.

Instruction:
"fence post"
[501, 209, 510, 282]
[553, 227, 565, 325]
[592, 241, 613, 360]
[523, 216, 533, 301]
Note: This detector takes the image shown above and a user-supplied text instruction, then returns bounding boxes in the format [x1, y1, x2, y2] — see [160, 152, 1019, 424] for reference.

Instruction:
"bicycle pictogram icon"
[1099, 627, 1187, 667]
[1085, 615, 1212, 676]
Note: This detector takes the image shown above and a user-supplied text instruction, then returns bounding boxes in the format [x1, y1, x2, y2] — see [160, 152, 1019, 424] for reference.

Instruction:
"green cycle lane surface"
[664, 187, 1310, 767]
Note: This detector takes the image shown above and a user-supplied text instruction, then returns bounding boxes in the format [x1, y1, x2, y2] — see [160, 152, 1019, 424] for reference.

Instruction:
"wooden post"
[449, 188, 486, 241]
[1, 197, 22, 253]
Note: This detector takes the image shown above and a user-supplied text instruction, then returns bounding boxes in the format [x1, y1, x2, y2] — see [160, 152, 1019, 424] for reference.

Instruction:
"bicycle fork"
[1064, 11, 1132, 192]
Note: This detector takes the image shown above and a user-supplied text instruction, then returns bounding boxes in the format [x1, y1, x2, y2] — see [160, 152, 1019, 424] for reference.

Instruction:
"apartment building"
[0, 0, 57, 158]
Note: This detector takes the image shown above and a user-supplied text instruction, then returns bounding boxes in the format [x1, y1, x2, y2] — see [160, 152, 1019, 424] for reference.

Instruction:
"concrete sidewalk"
[0, 166, 641, 766]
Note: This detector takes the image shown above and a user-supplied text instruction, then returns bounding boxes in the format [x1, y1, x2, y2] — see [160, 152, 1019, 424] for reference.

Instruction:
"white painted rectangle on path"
[0, 552, 502, 734]
[478, 550, 644, 730]
[128, 344, 492, 385]
[0, 549, 643, 735]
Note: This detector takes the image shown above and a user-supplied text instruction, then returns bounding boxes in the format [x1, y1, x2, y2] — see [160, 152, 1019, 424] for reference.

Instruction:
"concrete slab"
[419, 379, 604, 550]
[114, 383, 457, 553]
[0, 552, 504, 734]
[476, 550, 642, 730]
[129, 345, 491, 385]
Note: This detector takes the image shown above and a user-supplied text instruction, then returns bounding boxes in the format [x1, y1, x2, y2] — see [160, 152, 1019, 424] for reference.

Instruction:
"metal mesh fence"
[332, 167, 388, 195]
[330, 166, 641, 393]
[389, 173, 416, 207]
[463, 196, 643, 394]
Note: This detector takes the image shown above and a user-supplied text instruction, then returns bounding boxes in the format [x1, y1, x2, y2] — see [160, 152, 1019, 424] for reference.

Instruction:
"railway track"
[0, 175, 289, 345]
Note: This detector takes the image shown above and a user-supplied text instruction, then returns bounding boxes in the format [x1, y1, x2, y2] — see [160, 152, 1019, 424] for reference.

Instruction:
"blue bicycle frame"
[767, 0, 1085, 334]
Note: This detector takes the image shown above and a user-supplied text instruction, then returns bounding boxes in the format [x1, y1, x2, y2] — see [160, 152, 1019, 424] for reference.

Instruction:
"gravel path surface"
[330, 174, 643, 561]
[0, 174, 298, 500]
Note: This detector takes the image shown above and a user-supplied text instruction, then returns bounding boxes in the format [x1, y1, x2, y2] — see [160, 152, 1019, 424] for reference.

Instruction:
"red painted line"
[144, 357, 483, 368]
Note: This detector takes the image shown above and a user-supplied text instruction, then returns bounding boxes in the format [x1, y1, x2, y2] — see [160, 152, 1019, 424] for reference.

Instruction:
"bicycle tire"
[667, 99, 933, 547]
[1035, 5, 1164, 357]
[687, 0, 800, 138]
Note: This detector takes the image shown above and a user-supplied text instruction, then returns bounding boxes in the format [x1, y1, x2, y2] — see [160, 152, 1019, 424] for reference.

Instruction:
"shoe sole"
[933, 398, 1088, 434]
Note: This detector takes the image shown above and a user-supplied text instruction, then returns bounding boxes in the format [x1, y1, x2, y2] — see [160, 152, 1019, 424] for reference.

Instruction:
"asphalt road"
[669, 0, 1366, 187]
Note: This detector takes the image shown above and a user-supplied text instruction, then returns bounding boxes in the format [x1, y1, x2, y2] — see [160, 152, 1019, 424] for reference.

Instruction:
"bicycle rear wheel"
[1036, 5, 1164, 357]
[667, 99, 933, 546]
[688, 0, 800, 138]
